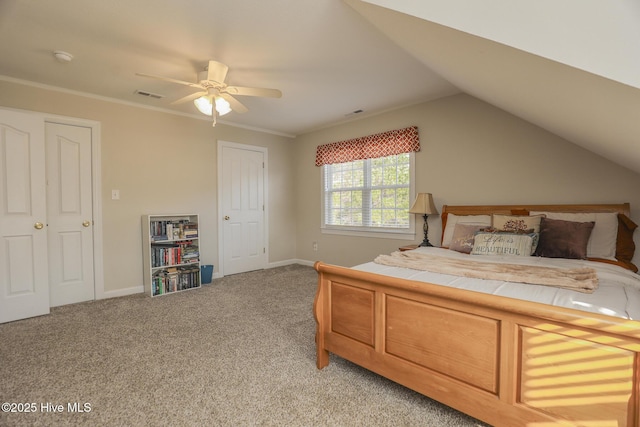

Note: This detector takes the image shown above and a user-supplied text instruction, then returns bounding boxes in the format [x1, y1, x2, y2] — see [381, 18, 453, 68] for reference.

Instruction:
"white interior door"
[46, 122, 95, 307]
[221, 144, 266, 275]
[0, 109, 50, 323]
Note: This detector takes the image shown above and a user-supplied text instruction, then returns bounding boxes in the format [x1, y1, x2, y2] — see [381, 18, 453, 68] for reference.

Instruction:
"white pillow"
[530, 211, 618, 260]
[471, 232, 539, 257]
[442, 214, 491, 247]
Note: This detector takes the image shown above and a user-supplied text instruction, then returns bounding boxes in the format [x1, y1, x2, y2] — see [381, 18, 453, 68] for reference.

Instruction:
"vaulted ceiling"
[348, 0, 640, 175]
[1, 0, 639, 174]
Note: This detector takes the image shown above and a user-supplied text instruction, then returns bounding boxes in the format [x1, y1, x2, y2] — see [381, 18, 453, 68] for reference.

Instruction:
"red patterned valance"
[314, 126, 420, 166]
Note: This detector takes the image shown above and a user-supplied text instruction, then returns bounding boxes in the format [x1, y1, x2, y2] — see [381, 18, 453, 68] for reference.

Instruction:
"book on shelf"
[150, 241, 199, 267]
[149, 218, 198, 241]
[151, 265, 200, 296]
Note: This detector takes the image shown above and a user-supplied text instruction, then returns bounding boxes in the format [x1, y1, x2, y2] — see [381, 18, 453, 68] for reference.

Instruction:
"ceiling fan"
[136, 60, 282, 126]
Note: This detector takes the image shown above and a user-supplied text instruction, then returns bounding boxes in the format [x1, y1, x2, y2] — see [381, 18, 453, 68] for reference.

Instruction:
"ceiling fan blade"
[220, 93, 248, 114]
[225, 86, 282, 98]
[136, 72, 204, 89]
[171, 91, 208, 105]
[207, 60, 229, 84]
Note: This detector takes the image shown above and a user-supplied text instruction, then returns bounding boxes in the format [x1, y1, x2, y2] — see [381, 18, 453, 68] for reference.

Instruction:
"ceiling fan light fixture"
[194, 96, 213, 116]
[193, 95, 232, 117]
[214, 96, 231, 116]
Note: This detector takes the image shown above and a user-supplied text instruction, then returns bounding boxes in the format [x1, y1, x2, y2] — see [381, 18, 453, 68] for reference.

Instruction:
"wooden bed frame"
[314, 203, 640, 427]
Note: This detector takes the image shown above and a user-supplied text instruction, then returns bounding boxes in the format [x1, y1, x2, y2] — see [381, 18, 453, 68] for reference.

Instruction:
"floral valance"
[314, 126, 420, 166]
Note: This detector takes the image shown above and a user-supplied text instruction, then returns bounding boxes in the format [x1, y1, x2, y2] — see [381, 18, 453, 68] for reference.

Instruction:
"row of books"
[150, 219, 198, 241]
[150, 241, 199, 267]
[152, 266, 200, 296]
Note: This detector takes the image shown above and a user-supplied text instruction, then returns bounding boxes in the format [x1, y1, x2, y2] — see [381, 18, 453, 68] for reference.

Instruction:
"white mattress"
[352, 246, 640, 320]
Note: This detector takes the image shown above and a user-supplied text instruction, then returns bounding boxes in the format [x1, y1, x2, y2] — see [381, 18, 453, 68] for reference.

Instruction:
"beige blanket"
[374, 251, 598, 293]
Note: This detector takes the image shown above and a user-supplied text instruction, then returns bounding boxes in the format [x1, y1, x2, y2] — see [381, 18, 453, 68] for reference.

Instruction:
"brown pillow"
[534, 217, 595, 259]
[449, 223, 486, 254]
[616, 213, 637, 270]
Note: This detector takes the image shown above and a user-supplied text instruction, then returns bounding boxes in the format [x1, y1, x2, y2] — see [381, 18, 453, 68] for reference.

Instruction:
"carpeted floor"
[0, 264, 489, 427]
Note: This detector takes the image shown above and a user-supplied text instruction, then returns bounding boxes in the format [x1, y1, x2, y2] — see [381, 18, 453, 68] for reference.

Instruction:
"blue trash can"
[200, 265, 213, 284]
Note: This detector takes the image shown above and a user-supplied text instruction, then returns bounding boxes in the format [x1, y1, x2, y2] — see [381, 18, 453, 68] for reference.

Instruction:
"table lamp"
[409, 193, 438, 247]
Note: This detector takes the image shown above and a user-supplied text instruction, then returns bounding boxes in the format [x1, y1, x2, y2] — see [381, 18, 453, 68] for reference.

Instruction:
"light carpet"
[0, 264, 488, 427]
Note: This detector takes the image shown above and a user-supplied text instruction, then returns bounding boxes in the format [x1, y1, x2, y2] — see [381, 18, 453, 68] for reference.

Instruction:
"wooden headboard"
[441, 203, 630, 240]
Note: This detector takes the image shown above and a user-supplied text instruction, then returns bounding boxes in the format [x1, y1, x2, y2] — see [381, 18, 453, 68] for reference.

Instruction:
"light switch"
[111, 189, 120, 200]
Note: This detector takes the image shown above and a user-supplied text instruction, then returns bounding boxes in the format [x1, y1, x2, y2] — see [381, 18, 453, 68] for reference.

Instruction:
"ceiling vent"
[134, 90, 165, 99]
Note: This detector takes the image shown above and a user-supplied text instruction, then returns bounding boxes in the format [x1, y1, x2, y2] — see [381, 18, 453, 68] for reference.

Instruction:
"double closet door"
[0, 108, 96, 323]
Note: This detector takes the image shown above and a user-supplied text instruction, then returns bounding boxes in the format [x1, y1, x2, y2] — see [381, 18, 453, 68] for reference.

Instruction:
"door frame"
[13, 107, 105, 301]
[217, 140, 268, 278]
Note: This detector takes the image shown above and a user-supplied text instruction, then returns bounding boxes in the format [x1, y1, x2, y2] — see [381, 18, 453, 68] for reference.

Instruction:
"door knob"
[34, 222, 44, 230]
[224, 216, 230, 220]
[82, 220, 91, 227]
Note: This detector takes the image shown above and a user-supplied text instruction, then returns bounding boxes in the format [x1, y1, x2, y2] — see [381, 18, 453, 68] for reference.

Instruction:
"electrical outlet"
[111, 189, 120, 200]
[313, 241, 318, 251]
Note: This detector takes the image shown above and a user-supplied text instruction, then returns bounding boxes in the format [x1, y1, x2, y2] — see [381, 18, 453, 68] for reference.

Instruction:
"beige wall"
[0, 79, 296, 295]
[4, 80, 640, 297]
[294, 93, 640, 267]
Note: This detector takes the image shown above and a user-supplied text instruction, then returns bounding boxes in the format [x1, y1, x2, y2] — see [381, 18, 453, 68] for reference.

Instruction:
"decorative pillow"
[471, 231, 539, 257]
[442, 214, 492, 247]
[530, 211, 617, 259]
[534, 217, 595, 259]
[615, 213, 638, 271]
[449, 224, 487, 254]
[492, 214, 544, 233]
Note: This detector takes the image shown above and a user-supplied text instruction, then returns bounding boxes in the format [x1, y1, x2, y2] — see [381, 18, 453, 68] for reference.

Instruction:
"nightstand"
[399, 244, 419, 252]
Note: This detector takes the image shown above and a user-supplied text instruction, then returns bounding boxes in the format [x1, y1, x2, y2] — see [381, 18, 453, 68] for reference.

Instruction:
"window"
[322, 152, 414, 237]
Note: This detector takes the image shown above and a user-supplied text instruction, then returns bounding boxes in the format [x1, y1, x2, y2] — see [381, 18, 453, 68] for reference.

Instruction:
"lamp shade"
[409, 193, 438, 215]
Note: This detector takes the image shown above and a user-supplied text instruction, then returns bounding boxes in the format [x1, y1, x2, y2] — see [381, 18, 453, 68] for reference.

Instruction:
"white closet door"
[0, 109, 50, 323]
[46, 122, 95, 307]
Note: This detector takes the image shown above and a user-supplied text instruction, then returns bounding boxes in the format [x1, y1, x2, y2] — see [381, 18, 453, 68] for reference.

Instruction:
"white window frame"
[320, 152, 416, 240]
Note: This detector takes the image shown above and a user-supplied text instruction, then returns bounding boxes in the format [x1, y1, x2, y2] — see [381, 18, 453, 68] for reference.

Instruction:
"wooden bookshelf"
[142, 214, 201, 297]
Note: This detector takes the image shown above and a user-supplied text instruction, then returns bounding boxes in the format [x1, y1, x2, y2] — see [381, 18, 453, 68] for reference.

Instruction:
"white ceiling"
[348, 0, 640, 175]
[1, 0, 640, 176]
[0, 0, 457, 136]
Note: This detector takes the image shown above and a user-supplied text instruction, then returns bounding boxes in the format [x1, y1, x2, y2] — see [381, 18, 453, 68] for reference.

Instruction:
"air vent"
[345, 109, 364, 117]
[134, 90, 165, 99]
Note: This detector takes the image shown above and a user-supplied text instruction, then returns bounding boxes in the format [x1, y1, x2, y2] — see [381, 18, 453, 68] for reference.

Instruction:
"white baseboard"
[99, 285, 144, 299]
[268, 258, 315, 268]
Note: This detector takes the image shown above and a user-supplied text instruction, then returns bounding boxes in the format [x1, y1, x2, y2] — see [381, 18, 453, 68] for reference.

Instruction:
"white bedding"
[352, 246, 640, 320]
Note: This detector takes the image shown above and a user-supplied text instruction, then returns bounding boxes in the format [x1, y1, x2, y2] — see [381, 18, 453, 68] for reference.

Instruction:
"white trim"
[217, 140, 269, 278]
[320, 152, 416, 238]
[101, 285, 144, 299]
[267, 259, 311, 268]
[321, 228, 415, 240]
